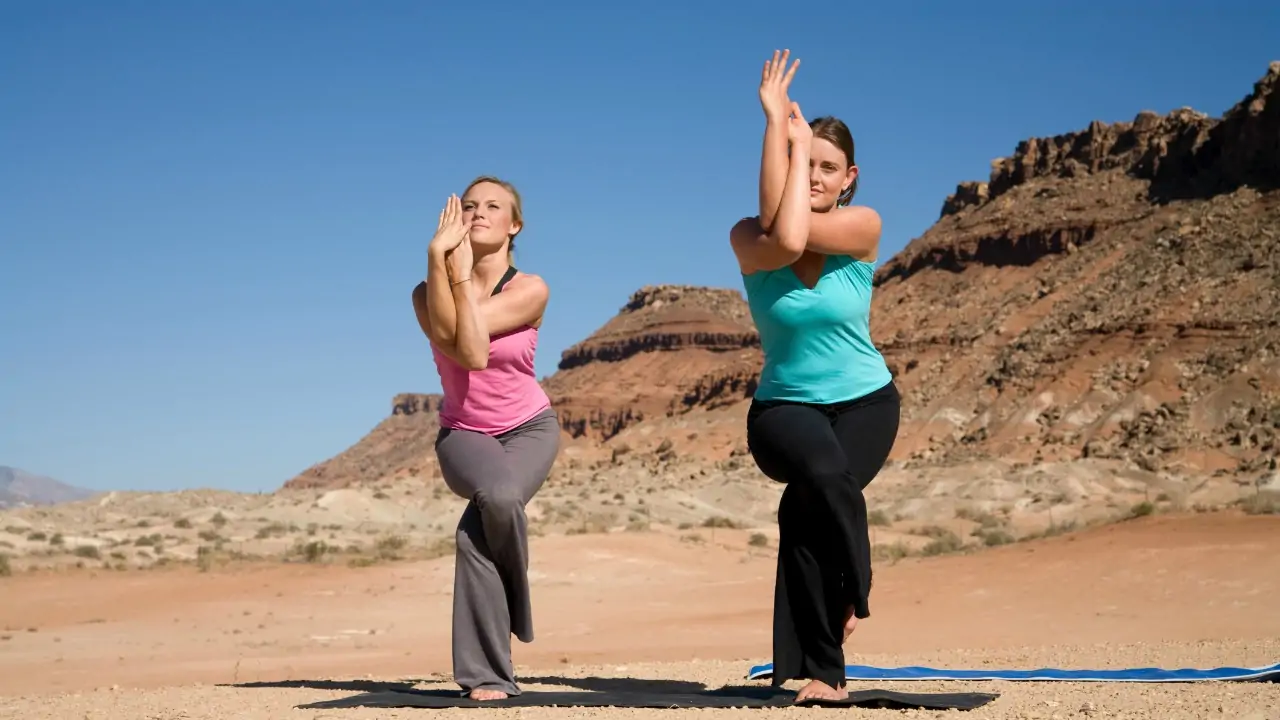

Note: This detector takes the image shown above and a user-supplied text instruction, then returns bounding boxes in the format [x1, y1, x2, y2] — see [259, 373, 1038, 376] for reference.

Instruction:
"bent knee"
[474, 486, 524, 517]
[807, 470, 866, 501]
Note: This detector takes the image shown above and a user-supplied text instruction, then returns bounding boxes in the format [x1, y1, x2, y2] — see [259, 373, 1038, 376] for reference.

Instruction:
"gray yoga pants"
[435, 408, 560, 696]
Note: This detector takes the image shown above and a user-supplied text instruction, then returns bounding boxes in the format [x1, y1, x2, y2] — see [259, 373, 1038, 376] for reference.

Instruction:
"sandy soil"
[1, 511, 1278, 719]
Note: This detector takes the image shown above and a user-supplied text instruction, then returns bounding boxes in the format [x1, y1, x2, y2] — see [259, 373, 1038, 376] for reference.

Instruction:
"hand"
[429, 194, 472, 256]
[759, 49, 799, 122]
[786, 101, 812, 146]
[445, 236, 474, 285]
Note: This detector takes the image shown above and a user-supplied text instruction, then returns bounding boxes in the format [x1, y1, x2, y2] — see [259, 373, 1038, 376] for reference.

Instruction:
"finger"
[791, 101, 806, 123]
[782, 57, 800, 88]
[767, 49, 779, 79]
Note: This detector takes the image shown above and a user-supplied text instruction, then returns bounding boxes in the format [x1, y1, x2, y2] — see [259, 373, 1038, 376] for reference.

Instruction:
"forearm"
[758, 116, 789, 232]
[791, 205, 883, 259]
[426, 249, 458, 346]
[805, 233, 855, 256]
[451, 281, 490, 370]
[769, 142, 812, 253]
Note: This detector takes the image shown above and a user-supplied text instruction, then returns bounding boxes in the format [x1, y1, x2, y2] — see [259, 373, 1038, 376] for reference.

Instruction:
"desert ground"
[1, 510, 1277, 719]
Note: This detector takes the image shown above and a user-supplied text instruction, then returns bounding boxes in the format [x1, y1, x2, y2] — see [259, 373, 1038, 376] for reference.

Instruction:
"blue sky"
[2, 1, 1277, 493]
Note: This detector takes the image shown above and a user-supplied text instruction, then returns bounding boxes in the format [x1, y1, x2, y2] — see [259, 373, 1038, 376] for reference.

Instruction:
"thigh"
[747, 402, 846, 484]
[831, 385, 902, 489]
[435, 427, 510, 500]
[496, 410, 561, 503]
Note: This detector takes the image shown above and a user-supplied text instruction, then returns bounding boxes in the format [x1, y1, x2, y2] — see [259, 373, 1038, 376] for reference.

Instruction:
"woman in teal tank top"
[729, 50, 901, 705]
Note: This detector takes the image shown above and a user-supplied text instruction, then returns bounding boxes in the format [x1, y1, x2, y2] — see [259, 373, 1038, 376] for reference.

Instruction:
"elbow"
[459, 346, 489, 371]
[426, 326, 456, 349]
[769, 226, 807, 256]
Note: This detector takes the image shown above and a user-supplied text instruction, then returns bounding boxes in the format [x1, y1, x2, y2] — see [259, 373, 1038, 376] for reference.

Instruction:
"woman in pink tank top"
[410, 176, 560, 702]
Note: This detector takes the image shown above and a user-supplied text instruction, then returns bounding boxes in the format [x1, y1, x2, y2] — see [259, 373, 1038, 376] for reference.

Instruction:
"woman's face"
[808, 137, 857, 210]
[461, 182, 521, 249]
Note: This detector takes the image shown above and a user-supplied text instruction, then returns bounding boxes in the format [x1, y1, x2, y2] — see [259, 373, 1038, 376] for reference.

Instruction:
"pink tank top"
[430, 272, 553, 435]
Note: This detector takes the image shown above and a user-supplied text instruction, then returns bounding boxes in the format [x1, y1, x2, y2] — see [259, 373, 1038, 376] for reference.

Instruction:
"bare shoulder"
[835, 205, 881, 227]
[819, 205, 882, 262]
[508, 271, 549, 297]
[504, 272, 549, 328]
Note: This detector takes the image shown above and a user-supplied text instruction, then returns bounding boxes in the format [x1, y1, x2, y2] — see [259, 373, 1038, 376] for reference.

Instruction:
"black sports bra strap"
[491, 265, 519, 296]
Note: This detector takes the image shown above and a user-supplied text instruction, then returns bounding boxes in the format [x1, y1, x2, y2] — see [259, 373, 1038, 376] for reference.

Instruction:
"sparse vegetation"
[872, 541, 912, 562]
[1128, 501, 1156, 519]
[921, 529, 965, 556]
[1238, 491, 1280, 515]
[72, 545, 101, 560]
[867, 509, 891, 526]
[701, 516, 744, 529]
[976, 528, 1016, 546]
[0, 443, 1269, 578]
[374, 534, 408, 560]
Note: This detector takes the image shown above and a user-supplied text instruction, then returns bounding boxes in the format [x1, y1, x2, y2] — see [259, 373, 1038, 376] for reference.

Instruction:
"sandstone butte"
[283, 61, 1279, 505]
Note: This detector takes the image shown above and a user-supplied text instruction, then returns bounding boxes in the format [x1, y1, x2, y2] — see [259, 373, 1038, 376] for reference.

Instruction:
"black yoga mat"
[297, 685, 1000, 711]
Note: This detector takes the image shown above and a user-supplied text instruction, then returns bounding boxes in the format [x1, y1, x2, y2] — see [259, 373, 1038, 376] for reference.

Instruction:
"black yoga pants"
[746, 380, 901, 689]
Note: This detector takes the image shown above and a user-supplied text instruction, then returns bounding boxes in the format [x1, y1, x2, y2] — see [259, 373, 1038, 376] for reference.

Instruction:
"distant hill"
[0, 466, 98, 509]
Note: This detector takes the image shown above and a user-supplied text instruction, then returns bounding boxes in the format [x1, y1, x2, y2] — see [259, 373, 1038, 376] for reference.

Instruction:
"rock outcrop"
[873, 61, 1280, 475]
[543, 285, 761, 440]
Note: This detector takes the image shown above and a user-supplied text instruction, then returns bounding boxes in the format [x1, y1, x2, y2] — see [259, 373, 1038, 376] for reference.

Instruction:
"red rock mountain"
[283, 62, 1279, 492]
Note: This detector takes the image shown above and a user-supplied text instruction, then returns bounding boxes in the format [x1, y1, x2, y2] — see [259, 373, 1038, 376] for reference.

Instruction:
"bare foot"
[843, 605, 858, 643]
[468, 688, 509, 701]
[795, 679, 847, 703]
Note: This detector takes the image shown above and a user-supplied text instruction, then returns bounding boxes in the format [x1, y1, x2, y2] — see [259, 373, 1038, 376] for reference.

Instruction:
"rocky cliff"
[874, 61, 1279, 476]
[281, 62, 1279, 494]
[543, 285, 761, 440]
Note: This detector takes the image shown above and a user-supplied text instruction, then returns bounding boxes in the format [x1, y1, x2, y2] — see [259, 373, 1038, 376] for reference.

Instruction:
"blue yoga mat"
[746, 661, 1280, 683]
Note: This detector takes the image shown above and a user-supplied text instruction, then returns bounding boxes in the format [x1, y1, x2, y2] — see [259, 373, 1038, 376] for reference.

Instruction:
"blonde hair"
[463, 175, 523, 264]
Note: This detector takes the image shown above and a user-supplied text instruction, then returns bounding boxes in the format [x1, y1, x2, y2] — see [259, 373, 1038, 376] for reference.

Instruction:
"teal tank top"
[741, 254, 892, 404]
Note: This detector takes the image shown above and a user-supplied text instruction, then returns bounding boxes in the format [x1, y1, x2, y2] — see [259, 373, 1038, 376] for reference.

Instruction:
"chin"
[469, 237, 507, 255]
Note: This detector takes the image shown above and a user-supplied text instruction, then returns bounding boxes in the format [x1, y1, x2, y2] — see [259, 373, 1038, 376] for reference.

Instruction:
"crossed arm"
[735, 120, 882, 274]
[412, 253, 549, 371]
